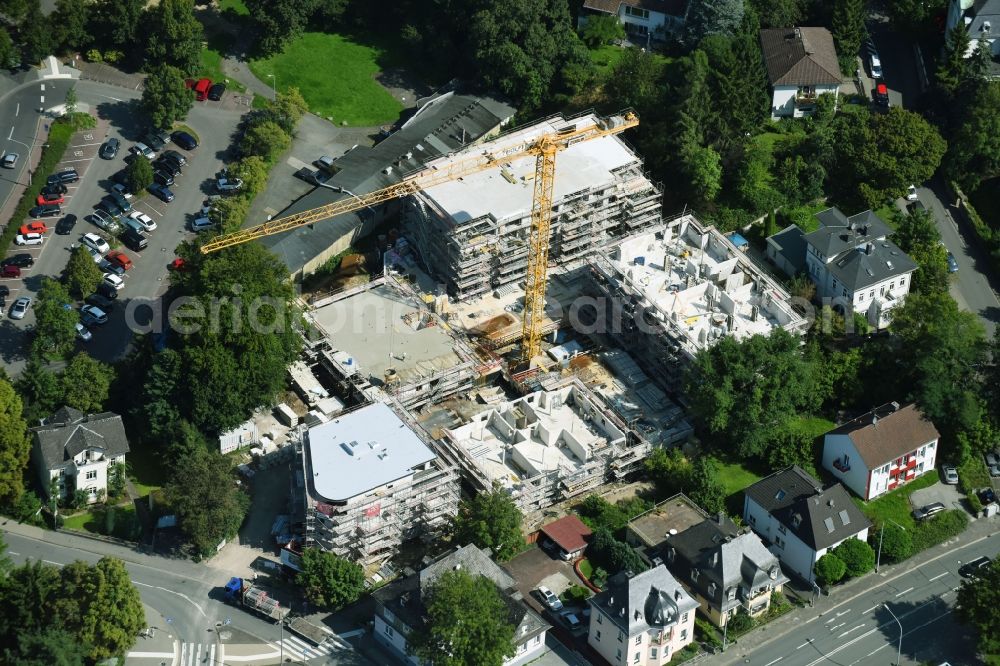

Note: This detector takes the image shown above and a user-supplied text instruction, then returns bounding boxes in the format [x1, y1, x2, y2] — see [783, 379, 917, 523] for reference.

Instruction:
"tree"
[687, 457, 726, 514]
[240, 120, 291, 161]
[141, 349, 186, 439]
[683, 145, 723, 203]
[685, 0, 745, 44]
[0, 0, 28, 22]
[140, 64, 192, 129]
[452, 488, 525, 562]
[588, 528, 647, 575]
[64, 245, 103, 300]
[833, 537, 875, 578]
[580, 14, 625, 48]
[0, 379, 30, 508]
[230, 156, 269, 197]
[208, 194, 251, 233]
[15, 358, 62, 424]
[52, 0, 90, 51]
[891, 208, 949, 295]
[645, 447, 693, 497]
[9, 627, 89, 666]
[936, 24, 973, 97]
[296, 548, 365, 609]
[144, 0, 204, 75]
[245, 0, 319, 56]
[92, 0, 145, 63]
[125, 155, 154, 194]
[945, 81, 1000, 190]
[0, 27, 17, 69]
[606, 48, 665, 112]
[884, 0, 948, 37]
[164, 447, 251, 556]
[19, 0, 53, 65]
[831, 0, 865, 74]
[32, 278, 78, 358]
[875, 523, 912, 564]
[265, 87, 309, 135]
[750, 0, 804, 28]
[58, 558, 145, 661]
[108, 462, 126, 499]
[814, 552, 846, 586]
[956, 559, 1000, 655]
[410, 568, 517, 666]
[60, 353, 113, 413]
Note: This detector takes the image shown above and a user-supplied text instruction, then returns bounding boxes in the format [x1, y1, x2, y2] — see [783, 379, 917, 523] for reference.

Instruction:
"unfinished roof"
[760, 28, 842, 86]
[541, 515, 593, 553]
[589, 565, 699, 635]
[416, 113, 638, 224]
[32, 409, 130, 470]
[745, 466, 871, 551]
[828, 402, 940, 469]
[306, 402, 436, 502]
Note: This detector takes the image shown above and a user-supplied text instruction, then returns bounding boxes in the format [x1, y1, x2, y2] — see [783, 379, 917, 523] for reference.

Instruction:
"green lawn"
[198, 31, 247, 93]
[712, 457, 763, 497]
[62, 510, 96, 531]
[249, 32, 404, 126]
[579, 558, 594, 579]
[218, 0, 249, 15]
[853, 472, 938, 531]
[588, 45, 673, 79]
[126, 442, 166, 496]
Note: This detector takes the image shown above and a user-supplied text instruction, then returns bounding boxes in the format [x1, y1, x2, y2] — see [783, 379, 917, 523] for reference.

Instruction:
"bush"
[874, 523, 913, 564]
[727, 611, 754, 635]
[958, 457, 991, 496]
[587, 528, 647, 576]
[815, 552, 846, 586]
[561, 584, 591, 603]
[834, 538, 875, 578]
[912, 510, 969, 552]
[695, 617, 722, 650]
[968, 493, 984, 515]
[86, 49, 102, 62]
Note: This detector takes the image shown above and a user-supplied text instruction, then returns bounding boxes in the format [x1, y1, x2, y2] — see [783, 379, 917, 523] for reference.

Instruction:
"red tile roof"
[541, 515, 592, 553]
[828, 402, 940, 469]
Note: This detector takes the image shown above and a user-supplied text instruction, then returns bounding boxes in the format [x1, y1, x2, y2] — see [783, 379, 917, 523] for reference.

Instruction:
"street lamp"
[266, 73, 276, 99]
[876, 519, 907, 573]
[884, 603, 903, 666]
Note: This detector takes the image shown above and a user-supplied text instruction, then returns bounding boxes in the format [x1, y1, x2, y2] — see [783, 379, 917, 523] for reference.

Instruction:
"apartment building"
[405, 112, 662, 301]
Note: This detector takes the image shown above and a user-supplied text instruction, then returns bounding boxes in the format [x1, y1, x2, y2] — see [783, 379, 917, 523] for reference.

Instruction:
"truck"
[223, 577, 290, 621]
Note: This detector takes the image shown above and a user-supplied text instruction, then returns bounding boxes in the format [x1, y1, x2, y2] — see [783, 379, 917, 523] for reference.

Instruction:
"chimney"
[865, 242, 875, 255]
[827, 498, 834, 507]
[890, 401, 900, 411]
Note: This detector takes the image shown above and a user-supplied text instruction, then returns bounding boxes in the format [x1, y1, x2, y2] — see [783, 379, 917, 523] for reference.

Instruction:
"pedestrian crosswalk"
[179, 642, 216, 666]
[273, 634, 338, 661]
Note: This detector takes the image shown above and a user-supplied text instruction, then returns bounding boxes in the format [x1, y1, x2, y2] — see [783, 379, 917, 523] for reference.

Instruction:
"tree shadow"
[874, 598, 980, 665]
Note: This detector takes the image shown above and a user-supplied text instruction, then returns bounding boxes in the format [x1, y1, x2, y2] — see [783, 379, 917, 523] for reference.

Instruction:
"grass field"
[62, 510, 96, 531]
[218, 0, 248, 15]
[249, 32, 404, 126]
[712, 457, 763, 498]
[853, 472, 938, 530]
[588, 45, 673, 78]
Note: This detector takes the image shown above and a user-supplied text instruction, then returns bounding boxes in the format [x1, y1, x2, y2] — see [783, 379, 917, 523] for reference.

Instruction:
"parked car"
[75, 322, 92, 342]
[986, 451, 1000, 466]
[870, 51, 883, 78]
[1, 152, 18, 168]
[216, 177, 243, 193]
[81, 232, 110, 254]
[148, 183, 175, 202]
[940, 465, 958, 484]
[131, 142, 156, 160]
[980, 488, 997, 505]
[193, 77, 212, 101]
[561, 612, 582, 629]
[1, 265, 21, 278]
[190, 216, 216, 232]
[15, 233, 43, 246]
[959, 556, 992, 578]
[536, 586, 563, 611]
[154, 157, 183, 176]
[79, 304, 108, 326]
[947, 252, 959, 273]
[169, 257, 187, 271]
[102, 273, 125, 292]
[106, 250, 133, 271]
[85, 293, 115, 311]
[47, 168, 79, 184]
[99, 137, 120, 159]
[41, 182, 67, 196]
[9, 296, 30, 319]
[97, 197, 123, 218]
[172, 131, 198, 150]
[161, 149, 187, 166]
[95, 281, 119, 299]
[29, 204, 61, 218]
[19, 221, 47, 235]
[121, 228, 148, 252]
[107, 190, 131, 213]
[128, 211, 157, 232]
[143, 132, 165, 152]
[1, 254, 34, 268]
[153, 169, 174, 187]
[99, 259, 124, 277]
[112, 183, 134, 200]
[873, 82, 890, 108]
[36, 191, 65, 205]
[207, 82, 226, 101]
[912, 502, 946, 521]
[990, 464, 1000, 478]
[906, 185, 918, 201]
[152, 128, 172, 146]
[90, 209, 120, 233]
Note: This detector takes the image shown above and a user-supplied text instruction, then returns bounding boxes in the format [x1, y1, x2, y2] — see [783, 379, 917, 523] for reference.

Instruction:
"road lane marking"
[895, 586, 914, 597]
[43, 559, 63, 567]
[804, 628, 879, 666]
[796, 642, 809, 650]
[830, 622, 845, 631]
[805, 616, 817, 623]
[6, 126, 11, 139]
[94, 94, 123, 101]
[14, 103, 18, 116]
[8, 551, 18, 555]
[837, 623, 866, 638]
[224, 650, 281, 662]
[132, 581, 207, 617]
[863, 605, 877, 613]
[764, 658, 783, 666]
[126, 651, 174, 658]
[928, 572, 948, 581]
[40, 84, 44, 91]
[866, 645, 886, 657]
[56, 157, 94, 163]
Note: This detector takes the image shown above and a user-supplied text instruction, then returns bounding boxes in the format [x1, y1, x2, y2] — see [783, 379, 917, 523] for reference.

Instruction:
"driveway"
[910, 480, 965, 513]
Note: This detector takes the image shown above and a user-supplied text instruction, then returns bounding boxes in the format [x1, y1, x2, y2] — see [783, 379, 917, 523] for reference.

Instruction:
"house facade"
[658, 514, 789, 628]
[587, 565, 699, 666]
[372, 544, 548, 666]
[30, 407, 130, 504]
[579, 0, 689, 41]
[801, 208, 917, 327]
[945, 0, 1000, 75]
[760, 28, 842, 119]
[744, 466, 872, 583]
[822, 402, 940, 501]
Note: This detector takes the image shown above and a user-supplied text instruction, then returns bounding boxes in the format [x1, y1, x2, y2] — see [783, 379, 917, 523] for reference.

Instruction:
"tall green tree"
[0, 26, 17, 69]
[891, 208, 949, 295]
[229, 156, 269, 197]
[60, 353, 113, 413]
[140, 349, 185, 439]
[580, 13, 625, 47]
[0, 379, 30, 507]
[956, 559, 1000, 655]
[685, 0, 745, 44]
[19, 0, 53, 64]
[140, 64, 192, 130]
[32, 278, 79, 358]
[245, 0, 319, 57]
[945, 81, 1000, 190]
[884, 0, 948, 37]
[936, 23, 973, 97]
[52, 0, 90, 51]
[239, 120, 291, 161]
[687, 457, 726, 514]
[296, 548, 365, 610]
[410, 569, 517, 666]
[750, 0, 804, 28]
[144, 0, 203, 75]
[814, 552, 846, 586]
[0, 0, 28, 22]
[452, 488, 525, 562]
[64, 245, 103, 299]
[15, 358, 62, 424]
[125, 154, 154, 194]
[606, 47, 665, 112]
[830, 0, 866, 74]
[92, 0, 146, 62]
[832, 538, 874, 578]
[8, 627, 89, 666]
[265, 87, 309, 135]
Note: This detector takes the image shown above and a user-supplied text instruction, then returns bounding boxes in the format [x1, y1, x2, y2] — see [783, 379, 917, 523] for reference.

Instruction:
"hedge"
[911, 509, 969, 552]
[0, 118, 79, 258]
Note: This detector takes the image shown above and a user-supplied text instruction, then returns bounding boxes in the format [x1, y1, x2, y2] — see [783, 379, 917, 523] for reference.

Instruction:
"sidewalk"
[711, 514, 999, 664]
[0, 114, 44, 226]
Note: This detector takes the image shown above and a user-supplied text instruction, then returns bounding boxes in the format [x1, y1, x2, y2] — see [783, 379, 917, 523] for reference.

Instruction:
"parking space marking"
[57, 157, 94, 164]
[71, 142, 102, 148]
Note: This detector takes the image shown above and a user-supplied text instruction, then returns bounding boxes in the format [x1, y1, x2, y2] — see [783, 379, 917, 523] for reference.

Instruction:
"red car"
[37, 192, 65, 205]
[193, 78, 212, 101]
[106, 250, 133, 271]
[168, 257, 187, 271]
[19, 221, 47, 235]
[1, 265, 20, 278]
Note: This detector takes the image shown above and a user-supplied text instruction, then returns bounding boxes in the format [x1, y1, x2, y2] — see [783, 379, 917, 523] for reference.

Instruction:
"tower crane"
[199, 111, 640, 365]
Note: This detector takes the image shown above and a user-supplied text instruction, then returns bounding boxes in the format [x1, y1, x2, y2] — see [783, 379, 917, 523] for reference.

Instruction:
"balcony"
[794, 93, 818, 106]
[833, 457, 851, 473]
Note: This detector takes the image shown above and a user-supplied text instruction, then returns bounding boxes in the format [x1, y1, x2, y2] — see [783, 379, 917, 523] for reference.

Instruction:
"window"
[842, 289, 848, 298]
[596, 630, 602, 642]
[636, 636, 642, 645]
[870, 290, 875, 298]
[680, 629, 688, 641]
[880, 286, 885, 295]
[634, 652, 640, 664]
[624, 5, 650, 18]
[598, 613, 603, 624]
[534, 635, 541, 645]
[889, 282, 895, 291]
[403, 642, 409, 654]
[748, 514, 756, 525]
[919, 446, 926, 457]
[691, 569, 699, 582]
[859, 293, 864, 302]
[616, 648, 622, 661]
[384, 625, 394, 637]
[682, 612, 688, 623]
[619, 630, 625, 643]
[727, 587, 737, 601]
[777, 524, 787, 535]
[85, 470, 97, 480]
[651, 647, 658, 659]
[900, 277, 906, 285]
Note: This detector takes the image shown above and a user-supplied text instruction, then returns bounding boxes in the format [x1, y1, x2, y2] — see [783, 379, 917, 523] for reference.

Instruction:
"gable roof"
[967, 0, 1000, 34]
[745, 466, 871, 550]
[32, 409, 130, 471]
[805, 208, 893, 257]
[760, 28, 842, 86]
[827, 402, 940, 469]
[541, 515, 592, 553]
[583, 0, 688, 16]
[589, 565, 699, 635]
[766, 224, 807, 274]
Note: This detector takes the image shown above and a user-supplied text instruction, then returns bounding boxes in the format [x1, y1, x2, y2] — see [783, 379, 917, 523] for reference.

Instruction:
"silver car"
[940, 465, 958, 485]
[9, 296, 30, 319]
[1, 152, 18, 168]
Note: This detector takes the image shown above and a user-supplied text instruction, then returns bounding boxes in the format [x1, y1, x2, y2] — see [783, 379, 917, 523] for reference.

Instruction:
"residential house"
[539, 514, 592, 561]
[30, 407, 130, 504]
[372, 544, 549, 666]
[945, 0, 1000, 76]
[765, 225, 807, 277]
[587, 565, 699, 666]
[579, 0, 690, 42]
[822, 402, 940, 501]
[743, 466, 872, 583]
[760, 27, 842, 118]
[658, 513, 788, 628]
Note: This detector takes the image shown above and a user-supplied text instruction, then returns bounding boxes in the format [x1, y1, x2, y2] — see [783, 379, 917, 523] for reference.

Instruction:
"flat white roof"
[419, 114, 637, 223]
[307, 402, 436, 502]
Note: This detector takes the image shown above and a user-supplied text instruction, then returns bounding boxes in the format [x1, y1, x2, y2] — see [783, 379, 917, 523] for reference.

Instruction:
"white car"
[870, 52, 883, 78]
[112, 183, 134, 200]
[75, 322, 92, 342]
[91, 209, 121, 233]
[131, 142, 155, 160]
[216, 177, 244, 193]
[81, 232, 110, 254]
[906, 185, 918, 201]
[15, 233, 44, 246]
[102, 273, 125, 292]
[537, 586, 563, 611]
[128, 210, 157, 232]
[84, 245, 102, 263]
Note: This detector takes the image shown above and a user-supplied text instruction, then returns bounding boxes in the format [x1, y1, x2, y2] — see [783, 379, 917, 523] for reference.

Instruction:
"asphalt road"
[721, 534, 997, 666]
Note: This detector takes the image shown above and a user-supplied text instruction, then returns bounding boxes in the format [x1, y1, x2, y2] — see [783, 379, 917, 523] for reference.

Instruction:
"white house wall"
[822, 435, 869, 499]
[771, 85, 839, 119]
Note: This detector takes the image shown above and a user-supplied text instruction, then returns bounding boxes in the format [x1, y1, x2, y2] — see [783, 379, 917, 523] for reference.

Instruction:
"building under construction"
[589, 214, 809, 389]
[404, 112, 662, 301]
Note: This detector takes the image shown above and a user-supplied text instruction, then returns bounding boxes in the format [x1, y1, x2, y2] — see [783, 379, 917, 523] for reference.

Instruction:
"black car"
[99, 137, 120, 160]
[111, 169, 129, 186]
[154, 160, 182, 178]
[153, 128, 172, 146]
[1, 253, 34, 268]
[959, 556, 992, 578]
[97, 198, 123, 218]
[96, 281, 119, 299]
[153, 169, 174, 187]
[980, 487, 997, 505]
[55, 214, 77, 235]
[46, 168, 79, 185]
[41, 182, 67, 196]
[121, 227, 148, 251]
[912, 502, 946, 521]
[29, 204, 61, 218]
[143, 132, 165, 152]
[147, 183, 174, 203]
[85, 293, 115, 312]
[207, 82, 226, 101]
[172, 131, 198, 150]
[161, 149, 187, 166]
[0, 285, 8, 298]
[155, 154, 183, 172]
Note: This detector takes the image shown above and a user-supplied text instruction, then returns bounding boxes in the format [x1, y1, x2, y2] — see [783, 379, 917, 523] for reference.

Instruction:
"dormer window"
[691, 569, 699, 582]
[708, 582, 716, 597]
[727, 587, 737, 601]
[791, 514, 802, 529]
